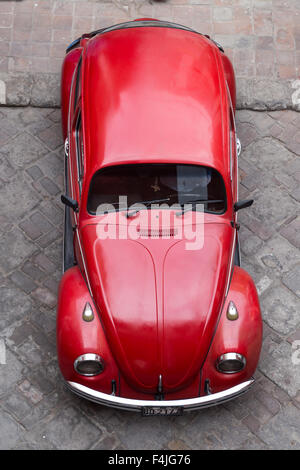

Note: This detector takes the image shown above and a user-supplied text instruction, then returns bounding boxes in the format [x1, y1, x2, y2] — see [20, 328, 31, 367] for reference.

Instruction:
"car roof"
[81, 22, 230, 182]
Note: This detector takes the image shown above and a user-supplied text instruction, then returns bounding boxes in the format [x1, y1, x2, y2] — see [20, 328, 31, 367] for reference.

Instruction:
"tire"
[63, 152, 75, 272]
[234, 234, 241, 266]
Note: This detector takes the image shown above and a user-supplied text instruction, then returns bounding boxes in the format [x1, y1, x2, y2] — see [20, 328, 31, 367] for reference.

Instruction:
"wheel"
[234, 234, 241, 266]
[63, 149, 75, 273]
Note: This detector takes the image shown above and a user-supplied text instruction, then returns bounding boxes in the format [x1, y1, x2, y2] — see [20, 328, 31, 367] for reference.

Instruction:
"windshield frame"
[86, 163, 228, 216]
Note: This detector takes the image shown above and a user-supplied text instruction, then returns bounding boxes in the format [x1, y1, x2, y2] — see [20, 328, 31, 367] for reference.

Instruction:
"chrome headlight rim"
[74, 353, 104, 377]
[216, 352, 246, 374]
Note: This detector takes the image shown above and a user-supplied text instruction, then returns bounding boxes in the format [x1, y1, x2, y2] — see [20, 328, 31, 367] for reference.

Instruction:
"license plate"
[142, 406, 183, 417]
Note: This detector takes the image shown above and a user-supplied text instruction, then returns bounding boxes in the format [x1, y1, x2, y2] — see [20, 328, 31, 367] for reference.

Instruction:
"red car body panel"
[82, 27, 227, 178]
[79, 221, 232, 393]
[58, 20, 262, 408]
[57, 266, 119, 394]
[201, 267, 262, 394]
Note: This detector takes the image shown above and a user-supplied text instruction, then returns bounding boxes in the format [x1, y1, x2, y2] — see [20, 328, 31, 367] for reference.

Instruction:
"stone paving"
[0, 106, 299, 449]
[0, 0, 300, 109]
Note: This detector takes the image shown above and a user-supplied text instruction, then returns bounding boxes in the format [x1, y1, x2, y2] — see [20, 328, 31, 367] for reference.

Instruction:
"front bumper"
[66, 378, 254, 412]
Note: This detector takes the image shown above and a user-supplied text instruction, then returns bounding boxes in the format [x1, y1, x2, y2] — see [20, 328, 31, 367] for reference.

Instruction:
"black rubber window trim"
[66, 20, 224, 54]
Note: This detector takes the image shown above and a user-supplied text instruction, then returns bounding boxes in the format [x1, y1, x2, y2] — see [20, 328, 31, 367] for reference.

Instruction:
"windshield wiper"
[176, 199, 224, 216]
[96, 196, 224, 217]
[96, 197, 171, 216]
[126, 198, 172, 218]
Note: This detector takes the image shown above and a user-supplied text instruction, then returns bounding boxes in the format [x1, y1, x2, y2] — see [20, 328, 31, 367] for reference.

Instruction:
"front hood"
[80, 222, 233, 393]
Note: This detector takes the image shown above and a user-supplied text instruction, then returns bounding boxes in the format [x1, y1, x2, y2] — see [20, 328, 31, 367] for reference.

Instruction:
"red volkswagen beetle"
[58, 19, 262, 415]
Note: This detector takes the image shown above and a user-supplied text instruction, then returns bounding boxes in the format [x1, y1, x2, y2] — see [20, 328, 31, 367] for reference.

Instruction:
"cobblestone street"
[0, 106, 299, 449]
[0, 0, 300, 452]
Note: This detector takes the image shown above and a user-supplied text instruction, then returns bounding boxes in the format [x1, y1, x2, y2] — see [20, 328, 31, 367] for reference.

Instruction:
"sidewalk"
[0, 0, 300, 109]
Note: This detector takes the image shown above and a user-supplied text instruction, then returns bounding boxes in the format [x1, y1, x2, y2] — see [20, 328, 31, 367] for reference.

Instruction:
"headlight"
[216, 353, 246, 374]
[74, 354, 104, 376]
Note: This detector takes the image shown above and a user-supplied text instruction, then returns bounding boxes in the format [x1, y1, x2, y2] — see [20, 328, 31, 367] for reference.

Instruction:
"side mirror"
[234, 199, 253, 212]
[61, 194, 79, 212]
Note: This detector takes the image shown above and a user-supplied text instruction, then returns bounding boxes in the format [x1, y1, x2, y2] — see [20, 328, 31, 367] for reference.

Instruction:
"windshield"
[87, 164, 227, 215]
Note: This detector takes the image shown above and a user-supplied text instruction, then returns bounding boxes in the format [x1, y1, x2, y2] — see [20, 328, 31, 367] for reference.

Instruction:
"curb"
[0, 72, 299, 111]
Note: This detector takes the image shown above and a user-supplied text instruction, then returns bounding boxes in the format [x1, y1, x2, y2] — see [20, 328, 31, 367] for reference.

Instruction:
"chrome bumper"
[66, 378, 254, 412]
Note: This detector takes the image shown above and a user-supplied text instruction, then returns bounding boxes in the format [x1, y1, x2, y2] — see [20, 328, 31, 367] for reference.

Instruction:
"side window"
[75, 112, 84, 194]
[74, 57, 82, 111]
[229, 104, 238, 201]
[226, 83, 236, 183]
[229, 108, 234, 181]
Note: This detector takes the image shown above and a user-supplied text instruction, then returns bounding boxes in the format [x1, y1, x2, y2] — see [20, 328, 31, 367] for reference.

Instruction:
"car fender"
[57, 266, 119, 394]
[200, 266, 262, 394]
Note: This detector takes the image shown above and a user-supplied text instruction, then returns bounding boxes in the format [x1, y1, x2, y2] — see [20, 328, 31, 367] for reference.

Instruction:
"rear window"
[87, 163, 226, 215]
